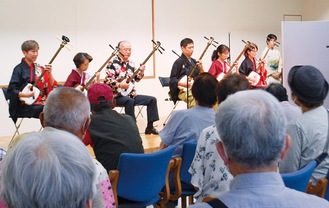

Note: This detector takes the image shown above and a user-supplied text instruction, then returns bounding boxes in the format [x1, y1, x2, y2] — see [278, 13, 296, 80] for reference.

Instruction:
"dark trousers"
[19, 104, 44, 119]
[115, 94, 159, 123]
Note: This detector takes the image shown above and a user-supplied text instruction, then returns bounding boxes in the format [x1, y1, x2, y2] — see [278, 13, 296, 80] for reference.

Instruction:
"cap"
[87, 83, 113, 105]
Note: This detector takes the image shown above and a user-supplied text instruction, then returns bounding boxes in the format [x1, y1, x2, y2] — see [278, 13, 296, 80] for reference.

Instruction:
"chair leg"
[136, 106, 144, 119]
[188, 195, 194, 206]
[154, 203, 164, 208]
[119, 107, 124, 113]
[163, 102, 179, 126]
[10, 118, 24, 144]
[181, 196, 187, 208]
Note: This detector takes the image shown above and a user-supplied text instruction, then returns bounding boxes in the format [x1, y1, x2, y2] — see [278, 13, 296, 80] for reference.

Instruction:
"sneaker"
[145, 127, 159, 135]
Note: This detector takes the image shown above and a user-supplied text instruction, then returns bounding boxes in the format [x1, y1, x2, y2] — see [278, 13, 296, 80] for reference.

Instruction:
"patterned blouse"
[189, 125, 233, 202]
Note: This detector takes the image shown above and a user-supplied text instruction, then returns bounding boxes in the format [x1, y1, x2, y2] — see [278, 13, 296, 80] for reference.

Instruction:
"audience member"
[160, 72, 217, 157]
[1, 131, 96, 208]
[265, 83, 301, 123]
[8, 87, 115, 207]
[83, 83, 144, 172]
[189, 74, 250, 202]
[189, 90, 329, 208]
[279, 65, 329, 183]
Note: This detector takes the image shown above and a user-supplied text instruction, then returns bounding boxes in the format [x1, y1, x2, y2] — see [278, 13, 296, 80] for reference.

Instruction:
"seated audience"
[84, 83, 144, 172]
[0, 130, 96, 208]
[279, 65, 329, 184]
[8, 87, 115, 207]
[159, 72, 217, 157]
[189, 90, 329, 208]
[265, 83, 302, 123]
[189, 74, 250, 202]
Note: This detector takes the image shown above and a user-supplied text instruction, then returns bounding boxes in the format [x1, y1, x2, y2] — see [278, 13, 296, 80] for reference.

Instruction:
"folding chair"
[158, 76, 180, 126]
[2, 88, 23, 141]
[2, 88, 42, 142]
[117, 105, 144, 119]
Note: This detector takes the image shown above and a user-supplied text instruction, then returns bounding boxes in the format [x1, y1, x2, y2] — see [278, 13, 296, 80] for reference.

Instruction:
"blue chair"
[109, 146, 175, 208]
[281, 160, 318, 192]
[170, 141, 197, 208]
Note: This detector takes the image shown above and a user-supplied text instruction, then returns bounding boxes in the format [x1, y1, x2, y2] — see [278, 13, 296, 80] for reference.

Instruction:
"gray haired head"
[215, 90, 287, 169]
[43, 87, 90, 137]
[0, 130, 96, 207]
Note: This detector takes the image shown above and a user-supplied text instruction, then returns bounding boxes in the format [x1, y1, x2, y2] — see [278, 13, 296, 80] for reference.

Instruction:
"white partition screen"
[282, 21, 329, 108]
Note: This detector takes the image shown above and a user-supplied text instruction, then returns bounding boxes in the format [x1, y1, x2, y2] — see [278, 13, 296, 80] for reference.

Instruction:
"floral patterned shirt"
[189, 125, 233, 202]
[104, 56, 144, 98]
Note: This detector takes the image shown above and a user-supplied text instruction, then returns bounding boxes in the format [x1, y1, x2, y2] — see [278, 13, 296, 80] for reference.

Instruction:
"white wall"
[0, 0, 323, 137]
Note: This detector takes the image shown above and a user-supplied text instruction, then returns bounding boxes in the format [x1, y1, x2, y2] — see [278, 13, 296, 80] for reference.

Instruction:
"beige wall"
[0, 0, 326, 137]
[302, 0, 329, 20]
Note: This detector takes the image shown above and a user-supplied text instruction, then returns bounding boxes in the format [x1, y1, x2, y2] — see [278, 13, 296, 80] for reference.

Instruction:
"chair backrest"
[117, 146, 175, 202]
[158, 76, 170, 87]
[281, 160, 317, 192]
[180, 141, 197, 184]
[2, 88, 9, 102]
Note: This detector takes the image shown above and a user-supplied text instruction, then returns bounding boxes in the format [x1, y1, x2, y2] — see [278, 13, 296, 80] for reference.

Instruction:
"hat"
[87, 83, 113, 105]
[288, 65, 328, 104]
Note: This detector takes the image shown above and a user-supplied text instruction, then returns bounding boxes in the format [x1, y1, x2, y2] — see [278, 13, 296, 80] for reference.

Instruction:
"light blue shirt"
[188, 172, 329, 208]
[160, 106, 215, 157]
[280, 101, 302, 123]
[279, 106, 329, 183]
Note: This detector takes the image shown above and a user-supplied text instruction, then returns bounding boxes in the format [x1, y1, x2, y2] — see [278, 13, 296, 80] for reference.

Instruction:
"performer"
[208, 44, 238, 81]
[64, 52, 100, 89]
[169, 38, 203, 108]
[239, 42, 266, 88]
[261, 34, 282, 84]
[104, 40, 159, 135]
[7, 40, 57, 123]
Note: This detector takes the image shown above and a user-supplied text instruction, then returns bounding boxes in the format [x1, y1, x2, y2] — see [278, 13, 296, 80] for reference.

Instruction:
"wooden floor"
[0, 116, 163, 154]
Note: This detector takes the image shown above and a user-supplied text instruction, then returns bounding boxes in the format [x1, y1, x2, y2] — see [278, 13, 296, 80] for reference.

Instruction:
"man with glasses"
[105, 40, 159, 134]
